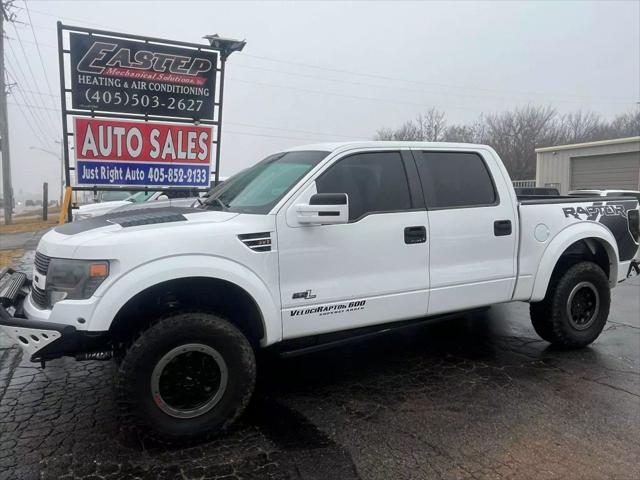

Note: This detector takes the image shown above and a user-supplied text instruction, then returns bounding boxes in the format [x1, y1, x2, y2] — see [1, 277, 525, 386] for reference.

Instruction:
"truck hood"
[37, 206, 244, 259]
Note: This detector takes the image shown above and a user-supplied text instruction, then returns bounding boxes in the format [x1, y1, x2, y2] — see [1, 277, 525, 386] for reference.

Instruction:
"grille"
[34, 251, 51, 275]
[31, 285, 48, 309]
[238, 232, 272, 252]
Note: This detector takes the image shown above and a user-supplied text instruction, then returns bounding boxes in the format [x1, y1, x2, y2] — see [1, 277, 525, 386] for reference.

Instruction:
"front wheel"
[115, 312, 256, 443]
[530, 261, 611, 349]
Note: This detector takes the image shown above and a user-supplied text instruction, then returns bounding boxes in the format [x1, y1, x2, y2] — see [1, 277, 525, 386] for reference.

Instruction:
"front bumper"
[0, 303, 79, 362]
[0, 269, 108, 363]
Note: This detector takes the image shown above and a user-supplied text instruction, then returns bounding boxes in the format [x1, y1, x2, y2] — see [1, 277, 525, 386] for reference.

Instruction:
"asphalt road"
[0, 262, 638, 479]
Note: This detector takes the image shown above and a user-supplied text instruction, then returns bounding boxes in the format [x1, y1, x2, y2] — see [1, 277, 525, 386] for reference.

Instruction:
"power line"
[224, 130, 335, 143]
[4, 43, 57, 142]
[227, 76, 483, 112]
[10, 4, 638, 104]
[4, 52, 56, 142]
[226, 121, 366, 140]
[5, 69, 54, 145]
[231, 62, 635, 106]
[8, 22, 59, 137]
[5, 75, 48, 147]
[238, 52, 633, 102]
[5, 34, 56, 49]
[23, 0, 58, 110]
[14, 8, 636, 105]
[22, 2, 113, 29]
[20, 87, 58, 98]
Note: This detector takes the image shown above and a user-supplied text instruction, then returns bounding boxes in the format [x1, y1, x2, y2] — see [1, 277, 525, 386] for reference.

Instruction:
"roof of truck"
[284, 141, 491, 152]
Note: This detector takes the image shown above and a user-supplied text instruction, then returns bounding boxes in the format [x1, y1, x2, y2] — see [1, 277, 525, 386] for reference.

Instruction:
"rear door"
[412, 149, 518, 315]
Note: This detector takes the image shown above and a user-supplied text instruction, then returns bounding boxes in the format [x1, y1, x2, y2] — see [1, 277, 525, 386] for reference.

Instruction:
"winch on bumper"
[0, 268, 105, 364]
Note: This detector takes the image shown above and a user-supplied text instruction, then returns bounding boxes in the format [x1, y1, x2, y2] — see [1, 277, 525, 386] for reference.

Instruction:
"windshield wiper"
[203, 197, 229, 211]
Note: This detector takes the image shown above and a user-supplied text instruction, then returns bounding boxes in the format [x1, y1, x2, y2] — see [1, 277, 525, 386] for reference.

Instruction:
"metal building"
[535, 136, 640, 194]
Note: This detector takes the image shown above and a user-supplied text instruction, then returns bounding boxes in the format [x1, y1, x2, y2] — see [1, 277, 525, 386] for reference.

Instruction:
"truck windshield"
[201, 150, 329, 214]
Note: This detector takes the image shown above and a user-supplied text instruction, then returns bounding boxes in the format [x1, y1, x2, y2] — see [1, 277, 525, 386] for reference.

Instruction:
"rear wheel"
[115, 312, 256, 443]
[529, 261, 610, 348]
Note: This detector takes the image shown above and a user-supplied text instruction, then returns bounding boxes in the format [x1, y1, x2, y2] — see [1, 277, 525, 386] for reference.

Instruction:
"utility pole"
[0, 0, 14, 224]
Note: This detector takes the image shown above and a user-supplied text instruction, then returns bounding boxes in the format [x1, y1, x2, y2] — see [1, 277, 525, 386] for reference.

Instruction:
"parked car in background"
[110, 188, 207, 214]
[97, 190, 136, 202]
[109, 178, 230, 214]
[514, 187, 560, 196]
[73, 190, 153, 221]
[74, 189, 200, 221]
[568, 189, 640, 203]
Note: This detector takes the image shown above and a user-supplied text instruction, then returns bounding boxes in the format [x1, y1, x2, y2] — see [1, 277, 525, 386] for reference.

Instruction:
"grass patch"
[0, 218, 58, 235]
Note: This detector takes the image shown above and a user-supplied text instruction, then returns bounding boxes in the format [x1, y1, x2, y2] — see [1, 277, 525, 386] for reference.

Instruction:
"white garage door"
[570, 152, 640, 190]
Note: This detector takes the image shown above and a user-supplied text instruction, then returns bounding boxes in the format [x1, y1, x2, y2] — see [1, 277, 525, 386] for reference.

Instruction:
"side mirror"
[157, 194, 169, 201]
[296, 193, 349, 225]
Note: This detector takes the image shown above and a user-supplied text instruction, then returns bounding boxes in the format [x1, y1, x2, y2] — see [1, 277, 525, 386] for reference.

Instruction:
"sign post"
[57, 23, 245, 221]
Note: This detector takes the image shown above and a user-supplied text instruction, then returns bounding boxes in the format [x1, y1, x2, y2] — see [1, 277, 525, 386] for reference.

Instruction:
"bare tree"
[607, 109, 640, 138]
[483, 105, 558, 179]
[374, 105, 639, 180]
[375, 107, 447, 141]
[417, 107, 447, 141]
[557, 110, 602, 143]
[375, 121, 420, 140]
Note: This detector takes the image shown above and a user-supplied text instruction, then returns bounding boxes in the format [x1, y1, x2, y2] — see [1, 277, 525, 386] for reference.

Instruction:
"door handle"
[494, 220, 512, 236]
[404, 226, 427, 244]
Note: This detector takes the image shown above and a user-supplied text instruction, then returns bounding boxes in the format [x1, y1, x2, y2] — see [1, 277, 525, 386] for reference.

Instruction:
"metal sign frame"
[57, 22, 229, 220]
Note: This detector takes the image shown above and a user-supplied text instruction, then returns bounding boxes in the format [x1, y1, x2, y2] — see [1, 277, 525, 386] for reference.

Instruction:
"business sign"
[74, 117, 212, 186]
[69, 32, 218, 119]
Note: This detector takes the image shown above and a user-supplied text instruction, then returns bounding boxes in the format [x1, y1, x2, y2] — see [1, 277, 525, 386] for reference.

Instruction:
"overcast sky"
[3, 0, 639, 197]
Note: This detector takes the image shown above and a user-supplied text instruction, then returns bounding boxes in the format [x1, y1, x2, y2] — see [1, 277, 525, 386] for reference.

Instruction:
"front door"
[412, 149, 518, 315]
[277, 149, 430, 339]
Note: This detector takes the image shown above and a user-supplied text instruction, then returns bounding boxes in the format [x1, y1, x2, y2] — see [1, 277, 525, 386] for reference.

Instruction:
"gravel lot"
[0, 248, 638, 480]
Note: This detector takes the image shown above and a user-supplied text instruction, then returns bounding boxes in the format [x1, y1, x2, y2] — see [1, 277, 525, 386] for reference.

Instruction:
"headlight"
[46, 259, 109, 306]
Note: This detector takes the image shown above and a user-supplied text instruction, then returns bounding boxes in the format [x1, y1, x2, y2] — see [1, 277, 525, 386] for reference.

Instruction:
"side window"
[316, 151, 412, 221]
[416, 152, 497, 208]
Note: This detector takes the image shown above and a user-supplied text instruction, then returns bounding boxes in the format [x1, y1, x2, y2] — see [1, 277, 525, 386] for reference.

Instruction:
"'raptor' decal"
[562, 200, 638, 262]
[562, 205, 625, 220]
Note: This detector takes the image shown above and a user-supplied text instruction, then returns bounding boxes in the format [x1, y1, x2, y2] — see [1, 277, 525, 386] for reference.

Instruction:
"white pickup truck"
[1, 141, 638, 443]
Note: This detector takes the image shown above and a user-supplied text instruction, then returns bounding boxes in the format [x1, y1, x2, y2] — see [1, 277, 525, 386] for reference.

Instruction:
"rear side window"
[316, 151, 412, 221]
[416, 152, 497, 208]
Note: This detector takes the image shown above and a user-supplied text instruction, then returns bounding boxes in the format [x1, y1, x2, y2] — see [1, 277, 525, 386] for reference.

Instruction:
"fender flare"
[90, 255, 281, 345]
[530, 222, 619, 302]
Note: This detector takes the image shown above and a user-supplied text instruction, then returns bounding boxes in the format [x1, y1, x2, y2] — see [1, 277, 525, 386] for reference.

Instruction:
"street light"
[202, 34, 246, 60]
[30, 144, 64, 204]
[203, 34, 246, 185]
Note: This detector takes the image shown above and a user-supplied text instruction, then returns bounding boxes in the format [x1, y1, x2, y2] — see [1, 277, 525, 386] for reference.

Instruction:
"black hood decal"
[55, 206, 205, 235]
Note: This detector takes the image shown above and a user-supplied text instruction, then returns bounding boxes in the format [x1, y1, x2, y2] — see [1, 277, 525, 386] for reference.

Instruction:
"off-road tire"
[529, 261, 610, 348]
[115, 311, 256, 443]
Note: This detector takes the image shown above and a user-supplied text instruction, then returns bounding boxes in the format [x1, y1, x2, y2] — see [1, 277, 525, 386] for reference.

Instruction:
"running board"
[277, 307, 488, 358]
